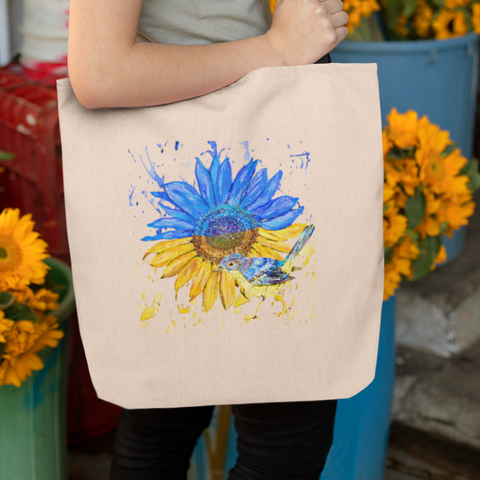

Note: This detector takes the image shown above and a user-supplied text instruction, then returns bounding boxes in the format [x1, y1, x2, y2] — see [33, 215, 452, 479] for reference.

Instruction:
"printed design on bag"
[138, 143, 315, 320]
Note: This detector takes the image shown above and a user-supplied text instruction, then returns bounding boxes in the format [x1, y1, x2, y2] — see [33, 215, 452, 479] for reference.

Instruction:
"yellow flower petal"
[175, 256, 202, 294]
[162, 251, 197, 278]
[255, 235, 291, 253]
[143, 237, 192, 260]
[150, 243, 195, 268]
[190, 261, 212, 301]
[203, 272, 220, 312]
[220, 272, 236, 310]
[257, 224, 306, 242]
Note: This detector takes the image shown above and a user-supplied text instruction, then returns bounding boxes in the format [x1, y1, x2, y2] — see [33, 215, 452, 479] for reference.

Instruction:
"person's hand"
[264, 0, 349, 66]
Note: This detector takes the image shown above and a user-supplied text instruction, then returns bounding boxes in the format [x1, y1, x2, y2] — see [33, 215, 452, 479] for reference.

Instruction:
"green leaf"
[385, 146, 415, 161]
[4, 304, 41, 323]
[0, 292, 15, 310]
[384, 246, 394, 264]
[402, 0, 419, 18]
[405, 190, 426, 230]
[411, 236, 442, 280]
[0, 149, 16, 161]
[383, 204, 390, 213]
[440, 142, 458, 158]
[459, 158, 480, 192]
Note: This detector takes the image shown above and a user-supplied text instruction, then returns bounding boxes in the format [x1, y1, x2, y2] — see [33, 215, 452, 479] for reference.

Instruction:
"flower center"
[0, 235, 22, 273]
[193, 205, 258, 264]
[425, 152, 445, 183]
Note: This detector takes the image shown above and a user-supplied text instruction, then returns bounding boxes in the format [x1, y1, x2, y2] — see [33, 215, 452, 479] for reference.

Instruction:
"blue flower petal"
[150, 191, 169, 201]
[163, 182, 209, 217]
[260, 207, 304, 230]
[210, 154, 220, 186]
[255, 196, 299, 221]
[195, 158, 216, 208]
[247, 170, 282, 212]
[227, 160, 258, 205]
[240, 169, 268, 207]
[141, 230, 192, 241]
[159, 204, 196, 224]
[217, 158, 232, 205]
[147, 217, 195, 231]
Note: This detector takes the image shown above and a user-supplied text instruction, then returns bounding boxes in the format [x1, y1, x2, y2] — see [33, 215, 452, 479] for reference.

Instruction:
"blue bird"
[215, 225, 315, 319]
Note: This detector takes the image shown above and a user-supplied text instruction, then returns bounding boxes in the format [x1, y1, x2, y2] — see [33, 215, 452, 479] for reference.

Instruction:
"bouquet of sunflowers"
[0, 208, 65, 387]
[342, 0, 480, 40]
[382, 107, 480, 299]
[268, 0, 480, 41]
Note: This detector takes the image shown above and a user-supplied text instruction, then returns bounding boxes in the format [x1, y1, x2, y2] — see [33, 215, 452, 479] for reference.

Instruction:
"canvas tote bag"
[56, 36, 384, 409]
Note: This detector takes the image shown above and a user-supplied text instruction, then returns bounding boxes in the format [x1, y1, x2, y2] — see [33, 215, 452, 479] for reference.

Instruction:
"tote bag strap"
[137, 30, 156, 43]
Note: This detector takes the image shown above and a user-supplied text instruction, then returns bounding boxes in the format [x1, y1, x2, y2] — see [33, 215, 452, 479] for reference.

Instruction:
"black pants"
[109, 399, 338, 480]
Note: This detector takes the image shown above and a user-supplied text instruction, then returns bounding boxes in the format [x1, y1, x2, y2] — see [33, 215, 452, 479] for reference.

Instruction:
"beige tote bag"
[56, 53, 384, 409]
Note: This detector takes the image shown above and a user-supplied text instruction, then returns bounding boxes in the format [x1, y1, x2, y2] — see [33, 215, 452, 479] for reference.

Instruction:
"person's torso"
[137, 0, 273, 45]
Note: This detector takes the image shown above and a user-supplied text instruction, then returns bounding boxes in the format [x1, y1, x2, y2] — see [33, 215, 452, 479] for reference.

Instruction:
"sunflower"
[386, 108, 418, 149]
[395, 13, 410, 37]
[384, 236, 420, 300]
[384, 201, 408, 247]
[413, 0, 434, 38]
[0, 208, 50, 290]
[432, 9, 468, 39]
[0, 313, 64, 387]
[143, 153, 307, 312]
[0, 311, 14, 343]
[417, 189, 442, 238]
[473, 4, 480, 34]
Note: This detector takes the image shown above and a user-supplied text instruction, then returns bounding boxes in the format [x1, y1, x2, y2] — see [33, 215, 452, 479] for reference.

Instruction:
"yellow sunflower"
[0, 313, 64, 387]
[384, 236, 420, 300]
[395, 13, 410, 37]
[0, 311, 14, 343]
[386, 108, 419, 149]
[473, 3, 480, 34]
[417, 189, 442, 238]
[413, 0, 433, 37]
[432, 9, 468, 39]
[0, 208, 50, 290]
[384, 201, 408, 247]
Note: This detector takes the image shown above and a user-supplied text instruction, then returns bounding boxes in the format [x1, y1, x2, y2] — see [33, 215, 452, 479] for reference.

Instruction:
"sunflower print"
[142, 150, 308, 312]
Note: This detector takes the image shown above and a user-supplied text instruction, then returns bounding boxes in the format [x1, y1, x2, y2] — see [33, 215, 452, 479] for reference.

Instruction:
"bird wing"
[241, 257, 294, 286]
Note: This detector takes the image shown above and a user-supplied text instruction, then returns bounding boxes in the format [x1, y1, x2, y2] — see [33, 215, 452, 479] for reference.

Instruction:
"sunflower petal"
[163, 182, 209, 217]
[227, 160, 258, 205]
[220, 272, 236, 310]
[175, 256, 202, 293]
[217, 158, 233, 204]
[240, 169, 268, 207]
[150, 243, 195, 267]
[253, 196, 299, 220]
[142, 230, 193, 241]
[190, 261, 213, 301]
[143, 238, 192, 259]
[247, 170, 283, 212]
[162, 251, 198, 278]
[203, 272, 220, 312]
[255, 235, 291, 253]
[196, 157, 216, 208]
[159, 203, 196, 223]
[260, 207, 304, 230]
[147, 217, 195, 230]
[251, 244, 284, 261]
[234, 292, 250, 307]
[258, 224, 306, 241]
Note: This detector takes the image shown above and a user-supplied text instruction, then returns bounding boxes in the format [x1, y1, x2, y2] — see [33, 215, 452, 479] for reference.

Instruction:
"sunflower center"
[192, 205, 258, 264]
[425, 152, 445, 183]
[0, 235, 22, 272]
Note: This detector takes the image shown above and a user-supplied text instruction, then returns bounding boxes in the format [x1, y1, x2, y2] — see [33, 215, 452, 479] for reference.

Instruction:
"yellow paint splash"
[303, 246, 314, 267]
[141, 297, 157, 321]
[177, 305, 190, 314]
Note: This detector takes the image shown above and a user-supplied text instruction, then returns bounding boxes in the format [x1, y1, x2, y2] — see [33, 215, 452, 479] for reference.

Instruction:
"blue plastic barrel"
[330, 33, 480, 262]
[187, 296, 397, 480]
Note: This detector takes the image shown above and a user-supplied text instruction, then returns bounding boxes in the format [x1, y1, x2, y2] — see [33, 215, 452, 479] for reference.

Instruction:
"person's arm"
[67, 0, 349, 109]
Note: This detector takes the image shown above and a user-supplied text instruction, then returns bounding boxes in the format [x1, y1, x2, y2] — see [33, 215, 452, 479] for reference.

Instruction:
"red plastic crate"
[0, 60, 121, 445]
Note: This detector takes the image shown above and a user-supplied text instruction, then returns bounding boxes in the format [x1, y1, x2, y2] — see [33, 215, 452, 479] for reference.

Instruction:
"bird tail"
[282, 225, 315, 273]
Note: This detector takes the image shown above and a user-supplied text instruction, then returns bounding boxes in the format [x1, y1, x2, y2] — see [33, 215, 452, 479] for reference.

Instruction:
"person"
[67, 0, 349, 478]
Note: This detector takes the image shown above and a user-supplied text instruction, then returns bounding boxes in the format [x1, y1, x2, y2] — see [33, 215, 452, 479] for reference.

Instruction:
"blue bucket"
[331, 33, 480, 262]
